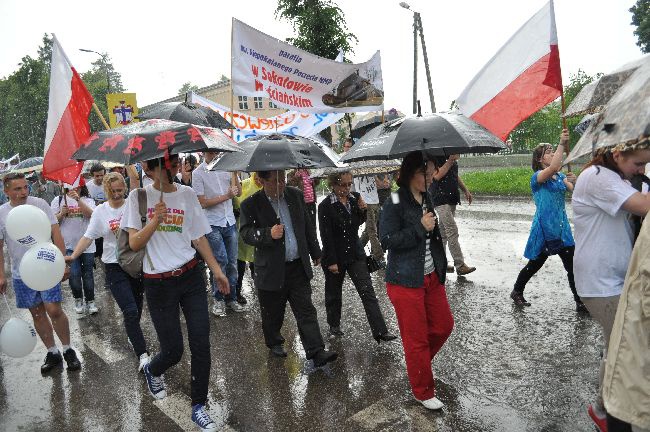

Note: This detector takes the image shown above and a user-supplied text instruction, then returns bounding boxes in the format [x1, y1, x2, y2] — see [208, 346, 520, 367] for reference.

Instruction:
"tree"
[508, 70, 600, 153]
[630, 0, 650, 53]
[0, 34, 126, 159]
[276, 0, 357, 144]
[178, 81, 199, 95]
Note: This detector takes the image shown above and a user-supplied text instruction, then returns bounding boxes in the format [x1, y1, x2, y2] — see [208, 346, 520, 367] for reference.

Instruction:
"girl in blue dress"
[510, 129, 587, 311]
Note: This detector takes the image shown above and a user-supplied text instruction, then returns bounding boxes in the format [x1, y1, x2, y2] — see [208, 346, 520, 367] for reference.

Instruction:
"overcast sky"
[0, 0, 642, 115]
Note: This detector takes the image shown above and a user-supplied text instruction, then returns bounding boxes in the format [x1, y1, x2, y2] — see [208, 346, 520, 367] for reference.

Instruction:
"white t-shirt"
[84, 202, 125, 264]
[0, 197, 58, 279]
[86, 181, 106, 204]
[51, 196, 96, 253]
[572, 165, 638, 297]
[353, 176, 379, 205]
[120, 184, 211, 274]
[191, 163, 236, 227]
[142, 174, 154, 188]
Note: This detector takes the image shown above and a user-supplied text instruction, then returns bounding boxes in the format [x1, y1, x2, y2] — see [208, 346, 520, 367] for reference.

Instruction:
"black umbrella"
[208, 134, 338, 172]
[72, 119, 241, 164]
[137, 102, 235, 129]
[351, 112, 402, 139]
[339, 111, 505, 163]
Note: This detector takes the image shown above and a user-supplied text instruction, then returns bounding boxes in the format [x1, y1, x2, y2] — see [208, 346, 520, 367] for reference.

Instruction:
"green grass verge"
[461, 167, 533, 196]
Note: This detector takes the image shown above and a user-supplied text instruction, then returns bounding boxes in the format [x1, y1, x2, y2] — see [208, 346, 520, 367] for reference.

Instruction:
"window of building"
[238, 96, 248, 110]
[269, 100, 277, 109]
[253, 97, 263, 109]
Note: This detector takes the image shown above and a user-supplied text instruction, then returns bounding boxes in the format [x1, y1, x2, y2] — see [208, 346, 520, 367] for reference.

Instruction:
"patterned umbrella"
[72, 119, 241, 164]
[137, 102, 235, 129]
[564, 54, 650, 117]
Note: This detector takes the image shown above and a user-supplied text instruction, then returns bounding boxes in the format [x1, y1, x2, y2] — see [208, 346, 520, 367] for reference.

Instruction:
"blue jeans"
[105, 263, 147, 357]
[144, 265, 210, 406]
[205, 224, 238, 301]
[67, 250, 95, 301]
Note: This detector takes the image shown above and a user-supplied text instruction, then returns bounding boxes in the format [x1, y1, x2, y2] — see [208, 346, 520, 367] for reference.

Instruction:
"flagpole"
[229, 17, 239, 192]
[92, 103, 110, 130]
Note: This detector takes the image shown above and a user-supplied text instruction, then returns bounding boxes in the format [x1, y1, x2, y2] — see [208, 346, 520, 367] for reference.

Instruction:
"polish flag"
[456, 1, 562, 140]
[43, 35, 94, 184]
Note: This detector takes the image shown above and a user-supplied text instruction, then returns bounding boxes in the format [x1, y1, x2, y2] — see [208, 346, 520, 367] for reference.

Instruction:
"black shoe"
[576, 301, 589, 313]
[237, 293, 247, 305]
[269, 345, 287, 358]
[313, 349, 338, 367]
[63, 348, 82, 371]
[374, 332, 398, 344]
[328, 326, 344, 337]
[510, 290, 531, 307]
[41, 351, 63, 374]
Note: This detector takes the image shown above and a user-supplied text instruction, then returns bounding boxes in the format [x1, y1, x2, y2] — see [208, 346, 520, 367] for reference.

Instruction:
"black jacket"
[240, 187, 321, 291]
[318, 192, 367, 268]
[379, 187, 447, 287]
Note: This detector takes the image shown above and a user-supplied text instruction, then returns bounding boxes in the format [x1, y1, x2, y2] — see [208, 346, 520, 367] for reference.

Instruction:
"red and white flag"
[43, 35, 94, 184]
[456, 1, 562, 140]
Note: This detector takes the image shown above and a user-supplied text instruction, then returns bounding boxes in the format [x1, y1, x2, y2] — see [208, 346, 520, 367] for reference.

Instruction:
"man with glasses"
[0, 173, 82, 373]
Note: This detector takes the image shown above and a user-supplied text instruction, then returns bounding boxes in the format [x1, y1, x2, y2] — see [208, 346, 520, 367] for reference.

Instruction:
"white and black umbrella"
[339, 111, 505, 163]
[208, 134, 339, 172]
[137, 101, 235, 130]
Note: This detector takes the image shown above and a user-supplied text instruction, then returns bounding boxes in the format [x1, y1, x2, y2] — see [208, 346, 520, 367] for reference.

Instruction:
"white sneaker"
[226, 301, 246, 313]
[211, 301, 226, 317]
[74, 299, 85, 314]
[138, 353, 150, 373]
[87, 301, 98, 314]
[419, 397, 444, 410]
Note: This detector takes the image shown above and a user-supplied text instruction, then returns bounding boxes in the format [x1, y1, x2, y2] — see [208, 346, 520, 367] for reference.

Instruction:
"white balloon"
[19, 242, 65, 291]
[5, 204, 51, 248]
[0, 317, 38, 358]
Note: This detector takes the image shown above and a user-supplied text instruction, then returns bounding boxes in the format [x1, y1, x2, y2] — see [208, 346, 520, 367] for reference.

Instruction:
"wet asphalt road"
[0, 197, 603, 431]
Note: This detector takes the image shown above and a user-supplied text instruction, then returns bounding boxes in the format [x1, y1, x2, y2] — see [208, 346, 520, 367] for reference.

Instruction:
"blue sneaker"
[143, 363, 166, 399]
[191, 404, 217, 431]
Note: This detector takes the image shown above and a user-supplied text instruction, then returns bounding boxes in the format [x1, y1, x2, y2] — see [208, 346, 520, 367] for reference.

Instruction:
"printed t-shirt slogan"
[232, 18, 384, 113]
[148, 207, 184, 233]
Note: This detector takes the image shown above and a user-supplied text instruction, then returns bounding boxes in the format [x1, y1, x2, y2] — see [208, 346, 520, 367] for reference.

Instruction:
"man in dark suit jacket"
[240, 170, 337, 367]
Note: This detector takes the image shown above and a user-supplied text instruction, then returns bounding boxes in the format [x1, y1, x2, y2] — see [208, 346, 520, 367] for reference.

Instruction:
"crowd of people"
[0, 131, 649, 431]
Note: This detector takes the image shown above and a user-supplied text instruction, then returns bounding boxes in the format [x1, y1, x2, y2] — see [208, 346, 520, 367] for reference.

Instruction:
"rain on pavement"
[0, 197, 602, 431]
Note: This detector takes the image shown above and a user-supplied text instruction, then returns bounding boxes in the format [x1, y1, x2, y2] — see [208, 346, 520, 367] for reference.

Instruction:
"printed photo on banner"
[232, 18, 384, 114]
[106, 93, 139, 129]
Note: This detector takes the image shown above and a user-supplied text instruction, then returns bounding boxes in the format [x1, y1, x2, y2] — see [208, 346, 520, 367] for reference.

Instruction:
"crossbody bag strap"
[137, 188, 155, 271]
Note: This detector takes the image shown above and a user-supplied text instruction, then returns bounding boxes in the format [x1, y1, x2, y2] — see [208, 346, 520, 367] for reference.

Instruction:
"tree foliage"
[508, 70, 601, 153]
[0, 34, 125, 159]
[178, 81, 199, 95]
[630, 0, 650, 53]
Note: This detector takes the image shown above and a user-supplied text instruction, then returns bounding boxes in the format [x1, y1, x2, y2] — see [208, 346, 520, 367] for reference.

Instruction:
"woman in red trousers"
[379, 151, 454, 410]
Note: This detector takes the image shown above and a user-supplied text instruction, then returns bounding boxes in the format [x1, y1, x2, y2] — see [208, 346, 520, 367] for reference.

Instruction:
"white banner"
[232, 18, 384, 113]
[189, 92, 343, 142]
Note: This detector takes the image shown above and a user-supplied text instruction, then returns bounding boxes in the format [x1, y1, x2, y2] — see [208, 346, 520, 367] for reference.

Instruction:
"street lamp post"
[79, 48, 111, 93]
[399, 2, 436, 114]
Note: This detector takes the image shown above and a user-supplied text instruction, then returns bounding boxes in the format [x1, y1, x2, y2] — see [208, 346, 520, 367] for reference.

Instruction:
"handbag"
[116, 189, 154, 278]
[366, 255, 383, 273]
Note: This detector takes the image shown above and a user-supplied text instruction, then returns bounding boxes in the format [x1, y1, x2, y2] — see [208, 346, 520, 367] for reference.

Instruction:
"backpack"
[116, 189, 153, 278]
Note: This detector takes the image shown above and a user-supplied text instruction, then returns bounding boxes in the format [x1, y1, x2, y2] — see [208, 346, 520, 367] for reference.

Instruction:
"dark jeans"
[66, 250, 95, 301]
[236, 260, 255, 292]
[144, 265, 210, 406]
[514, 246, 580, 302]
[323, 258, 388, 337]
[105, 263, 147, 357]
[257, 260, 324, 359]
[606, 413, 636, 432]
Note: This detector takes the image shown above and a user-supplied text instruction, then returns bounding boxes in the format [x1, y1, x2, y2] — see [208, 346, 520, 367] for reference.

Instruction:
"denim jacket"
[379, 187, 447, 288]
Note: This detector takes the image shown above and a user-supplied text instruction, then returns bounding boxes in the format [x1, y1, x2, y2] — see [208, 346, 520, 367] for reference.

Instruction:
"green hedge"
[461, 167, 533, 196]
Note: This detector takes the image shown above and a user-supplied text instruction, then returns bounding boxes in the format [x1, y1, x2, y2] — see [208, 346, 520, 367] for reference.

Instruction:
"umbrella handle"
[158, 158, 164, 203]
[2, 293, 15, 317]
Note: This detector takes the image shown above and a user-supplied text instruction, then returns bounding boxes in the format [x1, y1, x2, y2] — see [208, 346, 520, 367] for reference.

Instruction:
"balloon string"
[2, 293, 14, 317]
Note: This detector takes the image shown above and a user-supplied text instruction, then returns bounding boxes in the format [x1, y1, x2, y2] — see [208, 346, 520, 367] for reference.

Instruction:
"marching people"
[511, 130, 586, 311]
[318, 170, 397, 342]
[239, 170, 337, 367]
[192, 150, 245, 316]
[429, 154, 476, 276]
[121, 154, 230, 431]
[287, 168, 319, 232]
[379, 151, 453, 410]
[66, 172, 151, 372]
[51, 179, 97, 314]
[86, 163, 107, 260]
[0, 172, 82, 373]
[571, 141, 650, 431]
